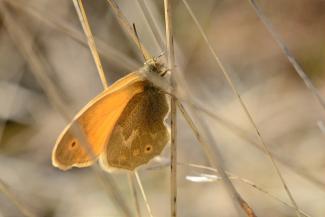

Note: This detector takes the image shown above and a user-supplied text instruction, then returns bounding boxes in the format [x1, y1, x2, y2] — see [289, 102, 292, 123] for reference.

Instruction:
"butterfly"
[52, 58, 169, 171]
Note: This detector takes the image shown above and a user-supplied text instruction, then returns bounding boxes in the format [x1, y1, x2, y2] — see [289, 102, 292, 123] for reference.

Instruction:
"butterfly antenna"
[132, 23, 147, 62]
[157, 51, 166, 59]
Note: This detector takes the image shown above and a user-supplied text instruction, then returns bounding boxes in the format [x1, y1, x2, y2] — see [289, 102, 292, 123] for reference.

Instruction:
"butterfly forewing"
[100, 81, 169, 170]
[52, 72, 146, 170]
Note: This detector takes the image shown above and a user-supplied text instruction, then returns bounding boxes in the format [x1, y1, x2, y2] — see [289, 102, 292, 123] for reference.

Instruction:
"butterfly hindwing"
[100, 82, 169, 170]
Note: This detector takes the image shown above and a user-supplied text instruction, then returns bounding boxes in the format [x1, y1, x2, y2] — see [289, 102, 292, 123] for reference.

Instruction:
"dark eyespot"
[70, 141, 76, 148]
[144, 145, 153, 153]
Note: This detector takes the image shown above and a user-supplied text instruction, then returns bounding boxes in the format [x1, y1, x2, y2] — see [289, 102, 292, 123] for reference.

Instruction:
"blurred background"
[0, 0, 325, 216]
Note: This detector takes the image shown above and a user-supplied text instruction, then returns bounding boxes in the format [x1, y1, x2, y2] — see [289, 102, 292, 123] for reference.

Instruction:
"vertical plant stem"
[128, 173, 142, 217]
[135, 67, 319, 215]
[135, 0, 165, 52]
[141, 65, 323, 191]
[140, 62, 255, 216]
[163, 0, 177, 216]
[134, 171, 154, 217]
[169, 99, 177, 217]
[181, 0, 301, 216]
[72, 0, 109, 87]
[94, 172, 133, 217]
[177, 102, 256, 217]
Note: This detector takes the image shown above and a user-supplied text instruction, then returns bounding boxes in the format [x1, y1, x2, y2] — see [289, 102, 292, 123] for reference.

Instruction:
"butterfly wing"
[100, 83, 169, 171]
[52, 72, 146, 170]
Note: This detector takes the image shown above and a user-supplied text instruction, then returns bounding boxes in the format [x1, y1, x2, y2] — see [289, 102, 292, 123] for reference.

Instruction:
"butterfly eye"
[144, 144, 153, 154]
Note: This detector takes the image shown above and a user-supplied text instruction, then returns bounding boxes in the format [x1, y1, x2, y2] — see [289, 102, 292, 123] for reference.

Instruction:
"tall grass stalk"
[182, 163, 311, 217]
[128, 173, 142, 217]
[134, 171, 154, 217]
[181, 0, 301, 216]
[176, 101, 257, 217]
[136, 0, 165, 53]
[72, 0, 109, 87]
[163, 1, 178, 216]
[105, 0, 151, 60]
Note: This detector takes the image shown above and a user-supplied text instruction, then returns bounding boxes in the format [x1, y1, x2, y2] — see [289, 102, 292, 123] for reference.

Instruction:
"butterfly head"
[144, 58, 167, 77]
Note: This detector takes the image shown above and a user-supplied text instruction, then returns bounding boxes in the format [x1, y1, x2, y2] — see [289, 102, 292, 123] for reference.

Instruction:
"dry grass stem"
[188, 99, 325, 190]
[128, 7, 257, 214]
[177, 101, 257, 217]
[141, 67, 325, 201]
[128, 173, 142, 217]
[134, 171, 154, 217]
[94, 173, 133, 217]
[181, 0, 301, 216]
[183, 163, 311, 217]
[139, 71, 290, 174]
[141, 67, 256, 215]
[143, 160, 311, 217]
[105, 0, 151, 60]
[72, 0, 109, 87]
[163, 0, 178, 216]
[136, 0, 165, 52]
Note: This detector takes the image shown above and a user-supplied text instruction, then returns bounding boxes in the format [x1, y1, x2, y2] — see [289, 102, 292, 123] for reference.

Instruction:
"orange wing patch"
[52, 72, 145, 170]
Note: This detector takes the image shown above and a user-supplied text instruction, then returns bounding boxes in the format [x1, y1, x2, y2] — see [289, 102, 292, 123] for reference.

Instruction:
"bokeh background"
[0, 0, 325, 216]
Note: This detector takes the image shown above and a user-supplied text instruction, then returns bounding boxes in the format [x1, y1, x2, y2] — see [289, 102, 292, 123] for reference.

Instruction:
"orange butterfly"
[52, 59, 169, 171]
